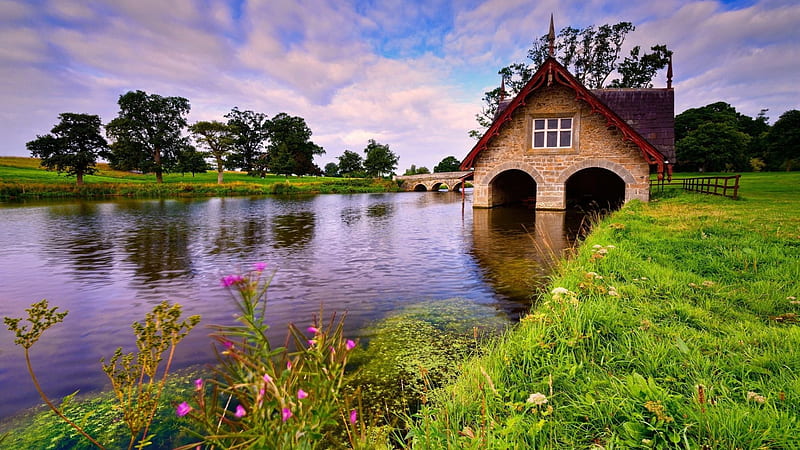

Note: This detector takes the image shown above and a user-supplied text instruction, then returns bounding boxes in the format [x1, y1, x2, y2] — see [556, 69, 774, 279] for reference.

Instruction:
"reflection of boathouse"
[460, 30, 675, 210]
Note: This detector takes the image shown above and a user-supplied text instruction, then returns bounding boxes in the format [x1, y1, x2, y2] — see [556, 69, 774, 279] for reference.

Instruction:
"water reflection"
[272, 212, 315, 249]
[471, 207, 579, 317]
[42, 202, 115, 282]
[0, 192, 586, 420]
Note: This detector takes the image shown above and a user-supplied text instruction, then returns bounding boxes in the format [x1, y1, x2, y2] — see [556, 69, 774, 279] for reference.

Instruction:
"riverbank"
[409, 172, 800, 448]
[0, 157, 400, 200]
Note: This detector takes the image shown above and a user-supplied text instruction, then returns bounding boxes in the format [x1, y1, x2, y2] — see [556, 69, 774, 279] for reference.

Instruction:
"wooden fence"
[651, 175, 741, 199]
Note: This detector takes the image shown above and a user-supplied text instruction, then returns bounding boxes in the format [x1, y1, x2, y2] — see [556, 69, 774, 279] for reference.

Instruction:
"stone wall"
[472, 85, 651, 209]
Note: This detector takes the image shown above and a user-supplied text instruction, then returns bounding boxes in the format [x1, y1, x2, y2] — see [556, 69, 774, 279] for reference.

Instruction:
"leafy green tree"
[676, 122, 749, 172]
[363, 139, 398, 178]
[675, 102, 772, 171]
[106, 90, 191, 183]
[189, 120, 235, 184]
[26, 113, 109, 186]
[764, 110, 800, 171]
[404, 164, 418, 176]
[174, 145, 210, 176]
[434, 156, 461, 173]
[337, 150, 364, 177]
[266, 113, 324, 176]
[471, 22, 671, 138]
[269, 142, 296, 176]
[324, 162, 340, 177]
[225, 107, 270, 176]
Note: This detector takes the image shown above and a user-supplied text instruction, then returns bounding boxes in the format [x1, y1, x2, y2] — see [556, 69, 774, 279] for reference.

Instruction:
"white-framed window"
[532, 117, 573, 148]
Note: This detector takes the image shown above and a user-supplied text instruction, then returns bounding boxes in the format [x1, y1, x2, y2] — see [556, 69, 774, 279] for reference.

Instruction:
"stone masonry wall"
[472, 85, 651, 209]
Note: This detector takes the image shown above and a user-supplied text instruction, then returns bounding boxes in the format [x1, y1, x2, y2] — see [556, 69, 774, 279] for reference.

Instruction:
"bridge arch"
[413, 184, 427, 192]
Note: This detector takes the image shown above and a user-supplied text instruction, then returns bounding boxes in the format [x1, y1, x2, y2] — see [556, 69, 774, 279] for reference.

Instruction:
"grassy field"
[409, 172, 800, 448]
[0, 156, 401, 199]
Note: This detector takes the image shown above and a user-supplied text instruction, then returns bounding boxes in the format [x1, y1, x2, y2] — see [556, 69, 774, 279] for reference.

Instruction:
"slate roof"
[592, 89, 676, 163]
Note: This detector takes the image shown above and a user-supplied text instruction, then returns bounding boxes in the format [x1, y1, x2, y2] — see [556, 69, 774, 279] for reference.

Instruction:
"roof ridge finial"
[548, 13, 555, 58]
[499, 75, 507, 101]
[667, 54, 673, 89]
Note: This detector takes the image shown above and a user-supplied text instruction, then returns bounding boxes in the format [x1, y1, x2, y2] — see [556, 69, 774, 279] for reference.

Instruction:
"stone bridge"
[394, 171, 473, 192]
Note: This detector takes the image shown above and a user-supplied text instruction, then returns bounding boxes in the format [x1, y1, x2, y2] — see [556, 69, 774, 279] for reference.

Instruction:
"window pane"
[533, 132, 544, 147]
[560, 131, 571, 147]
[561, 118, 572, 129]
[547, 131, 557, 147]
[547, 119, 559, 129]
[534, 119, 545, 130]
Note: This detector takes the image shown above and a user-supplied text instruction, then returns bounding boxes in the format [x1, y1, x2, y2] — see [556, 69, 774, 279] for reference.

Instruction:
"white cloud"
[0, 0, 798, 169]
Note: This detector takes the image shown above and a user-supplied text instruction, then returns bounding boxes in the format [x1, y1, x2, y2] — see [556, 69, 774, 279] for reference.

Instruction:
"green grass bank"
[0, 157, 400, 200]
[409, 172, 800, 448]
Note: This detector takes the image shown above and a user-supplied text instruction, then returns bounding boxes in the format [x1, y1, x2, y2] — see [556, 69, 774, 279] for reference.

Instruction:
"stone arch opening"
[413, 184, 427, 192]
[431, 182, 449, 191]
[488, 169, 537, 207]
[565, 168, 625, 211]
[452, 182, 463, 193]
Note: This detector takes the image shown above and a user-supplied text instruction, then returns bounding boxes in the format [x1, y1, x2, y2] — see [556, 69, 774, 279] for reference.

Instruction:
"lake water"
[0, 191, 583, 420]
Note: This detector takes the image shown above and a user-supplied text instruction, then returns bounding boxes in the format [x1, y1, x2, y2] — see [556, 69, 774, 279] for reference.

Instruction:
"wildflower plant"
[177, 263, 364, 449]
[4, 299, 200, 450]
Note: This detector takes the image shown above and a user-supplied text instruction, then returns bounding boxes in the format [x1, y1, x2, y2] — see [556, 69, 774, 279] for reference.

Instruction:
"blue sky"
[1, 0, 798, 171]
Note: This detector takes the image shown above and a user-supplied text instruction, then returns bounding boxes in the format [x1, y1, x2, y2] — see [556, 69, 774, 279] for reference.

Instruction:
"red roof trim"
[460, 58, 666, 174]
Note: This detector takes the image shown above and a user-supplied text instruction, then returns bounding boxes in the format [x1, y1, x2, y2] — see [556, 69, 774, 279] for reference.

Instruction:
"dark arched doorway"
[489, 169, 537, 207]
[565, 168, 625, 210]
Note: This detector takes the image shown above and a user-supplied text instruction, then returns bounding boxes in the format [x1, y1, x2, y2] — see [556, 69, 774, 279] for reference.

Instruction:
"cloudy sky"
[2, 0, 798, 171]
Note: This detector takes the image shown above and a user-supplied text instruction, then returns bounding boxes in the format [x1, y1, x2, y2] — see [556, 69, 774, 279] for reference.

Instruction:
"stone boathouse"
[460, 38, 675, 210]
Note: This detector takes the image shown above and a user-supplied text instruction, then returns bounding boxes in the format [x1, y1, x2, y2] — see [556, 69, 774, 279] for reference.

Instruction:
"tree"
[764, 110, 800, 171]
[676, 122, 749, 172]
[471, 22, 671, 138]
[403, 165, 430, 175]
[324, 162, 340, 177]
[174, 145, 209, 176]
[266, 113, 324, 176]
[363, 139, 398, 177]
[337, 150, 364, 177]
[189, 120, 235, 184]
[26, 113, 109, 186]
[434, 156, 461, 173]
[675, 102, 773, 171]
[106, 90, 191, 183]
[269, 142, 296, 176]
[225, 107, 270, 176]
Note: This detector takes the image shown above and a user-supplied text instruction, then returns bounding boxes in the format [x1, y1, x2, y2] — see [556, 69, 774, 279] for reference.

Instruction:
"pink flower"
[222, 340, 234, 349]
[253, 262, 267, 272]
[194, 378, 203, 391]
[221, 275, 244, 287]
[256, 388, 265, 406]
[349, 409, 357, 424]
[297, 389, 308, 399]
[235, 405, 246, 418]
[176, 402, 191, 417]
[263, 373, 273, 383]
[346, 339, 356, 350]
[308, 339, 316, 346]
[307, 326, 319, 334]
[286, 360, 292, 370]
[282, 408, 292, 422]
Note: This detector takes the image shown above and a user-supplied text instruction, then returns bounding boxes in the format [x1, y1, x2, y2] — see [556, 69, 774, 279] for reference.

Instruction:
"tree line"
[27, 90, 399, 185]
[675, 103, 799, 172]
